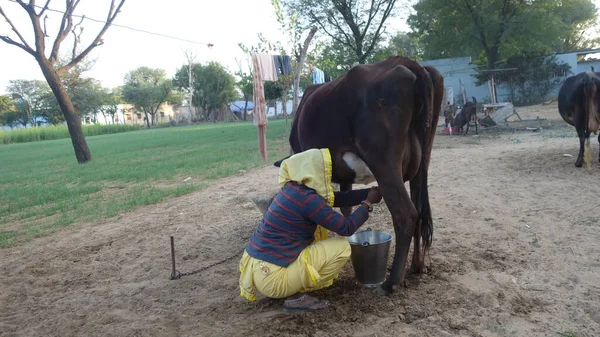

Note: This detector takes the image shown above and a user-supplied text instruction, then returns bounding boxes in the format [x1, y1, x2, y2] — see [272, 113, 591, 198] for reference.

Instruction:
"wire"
[5, 0, 214, 47]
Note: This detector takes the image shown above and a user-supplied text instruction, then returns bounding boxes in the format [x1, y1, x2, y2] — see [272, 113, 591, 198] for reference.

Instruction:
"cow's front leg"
[380, 177, 417, 294]
[339, 182, 352, 216]
[361, 163, 417, 295]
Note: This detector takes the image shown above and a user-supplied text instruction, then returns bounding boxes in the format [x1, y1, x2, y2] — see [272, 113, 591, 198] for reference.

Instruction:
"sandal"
[283, 294, 330, 313]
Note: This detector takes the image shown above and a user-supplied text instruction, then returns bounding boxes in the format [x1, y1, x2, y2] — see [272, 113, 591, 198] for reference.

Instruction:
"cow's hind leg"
[573, 106, 588, 167]
[597, 133, 600, 163]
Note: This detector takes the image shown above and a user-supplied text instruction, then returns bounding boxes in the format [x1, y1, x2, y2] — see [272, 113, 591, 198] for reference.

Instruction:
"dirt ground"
[2, 101, 600, 337]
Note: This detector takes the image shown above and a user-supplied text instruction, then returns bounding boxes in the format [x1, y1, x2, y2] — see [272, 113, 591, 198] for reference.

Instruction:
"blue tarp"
[230, 101, 254, 113]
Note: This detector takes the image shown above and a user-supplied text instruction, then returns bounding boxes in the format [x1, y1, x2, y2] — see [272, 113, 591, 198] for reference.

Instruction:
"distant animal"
[451, 97, 478, 135]
[558, 71, 600, 168]
[443, 102, 456, 126]
[273, 56, 444, 294]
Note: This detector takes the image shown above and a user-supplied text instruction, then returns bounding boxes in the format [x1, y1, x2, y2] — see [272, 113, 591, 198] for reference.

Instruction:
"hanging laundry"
[257, 54, 278, 81]
[312, 67, 325, 84]
[282, 55, 292, 75]
[273, 55, 292, 76]
[251, 54, 269, 164]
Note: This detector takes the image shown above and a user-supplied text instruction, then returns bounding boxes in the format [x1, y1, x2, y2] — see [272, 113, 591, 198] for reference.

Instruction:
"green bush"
[0, 124, 140, 144]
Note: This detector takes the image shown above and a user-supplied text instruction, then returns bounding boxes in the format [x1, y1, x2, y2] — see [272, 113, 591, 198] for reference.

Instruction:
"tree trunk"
[37, 58, 91, 164]
[282, 85, 289, 133]
[293, 27, 318, 116]
[243, 99, 248, 121]
[143, 110, 151, 128]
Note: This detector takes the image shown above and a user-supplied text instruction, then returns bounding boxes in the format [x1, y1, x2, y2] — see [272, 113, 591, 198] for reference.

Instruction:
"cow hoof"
[575, 161, 583, 168]
[375, 283, 395, 296]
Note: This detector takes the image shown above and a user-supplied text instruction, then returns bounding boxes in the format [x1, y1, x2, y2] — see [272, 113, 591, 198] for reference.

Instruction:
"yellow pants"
[238, 236, 351, 301]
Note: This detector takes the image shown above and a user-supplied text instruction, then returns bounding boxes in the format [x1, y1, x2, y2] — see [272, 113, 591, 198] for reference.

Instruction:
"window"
[137, 113, 142, 119]
[160, 111, 165, 117]
[127, 114, 132, 121]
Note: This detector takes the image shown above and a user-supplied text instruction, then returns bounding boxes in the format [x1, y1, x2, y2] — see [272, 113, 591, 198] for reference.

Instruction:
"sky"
[0, 0, 411, 94]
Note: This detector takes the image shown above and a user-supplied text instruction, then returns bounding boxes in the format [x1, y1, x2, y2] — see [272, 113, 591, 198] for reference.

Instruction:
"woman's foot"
[283, 294, 330, 313]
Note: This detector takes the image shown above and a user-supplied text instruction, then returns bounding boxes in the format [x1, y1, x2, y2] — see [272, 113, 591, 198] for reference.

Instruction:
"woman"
[239, 148, 383, 312]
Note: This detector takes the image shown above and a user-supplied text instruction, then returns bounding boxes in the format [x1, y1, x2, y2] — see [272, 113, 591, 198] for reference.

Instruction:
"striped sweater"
[245, 181, 371, 267]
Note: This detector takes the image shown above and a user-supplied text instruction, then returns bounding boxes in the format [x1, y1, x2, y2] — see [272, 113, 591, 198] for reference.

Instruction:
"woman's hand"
[366, 187, 382, 204]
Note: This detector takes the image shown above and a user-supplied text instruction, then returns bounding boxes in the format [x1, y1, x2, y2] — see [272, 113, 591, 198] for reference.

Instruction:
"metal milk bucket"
[347, 228, 392, 287]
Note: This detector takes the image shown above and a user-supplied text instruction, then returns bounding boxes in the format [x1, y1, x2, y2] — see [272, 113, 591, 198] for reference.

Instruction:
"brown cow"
[558, 71, 600, 168]
[274, 56, 444, 294]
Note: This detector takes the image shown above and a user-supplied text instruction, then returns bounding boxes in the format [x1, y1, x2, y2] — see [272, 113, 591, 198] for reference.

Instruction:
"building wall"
[577, 60, 600, 74]
[420, 52, 581, 106]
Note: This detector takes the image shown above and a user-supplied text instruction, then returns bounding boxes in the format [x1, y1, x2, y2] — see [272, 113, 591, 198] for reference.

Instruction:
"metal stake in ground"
[170, 236, 182, 280]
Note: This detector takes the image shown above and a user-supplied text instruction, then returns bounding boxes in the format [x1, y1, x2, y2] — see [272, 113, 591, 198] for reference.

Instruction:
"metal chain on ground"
[170, 247, 245, 280]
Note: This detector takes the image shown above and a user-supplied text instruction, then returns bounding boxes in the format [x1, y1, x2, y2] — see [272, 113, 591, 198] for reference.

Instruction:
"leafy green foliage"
[122, 67, 174, 127]
[0, 123, 139, 144]
[474, 54, 571, 105]
[173, 62, 238, 122]
[408, 0, 598, 71]
[98, 87, 122, 124]
[5, 79, 51, 126]
[0, 95, 18, 127]
[283, 0, 399, 64]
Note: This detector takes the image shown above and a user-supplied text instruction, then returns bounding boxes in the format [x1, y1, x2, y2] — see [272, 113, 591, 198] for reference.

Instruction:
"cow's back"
[291, 57, 426, 154]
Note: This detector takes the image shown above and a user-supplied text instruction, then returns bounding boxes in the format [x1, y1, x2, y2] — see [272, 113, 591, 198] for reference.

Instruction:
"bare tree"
[0, 0, 126, 163]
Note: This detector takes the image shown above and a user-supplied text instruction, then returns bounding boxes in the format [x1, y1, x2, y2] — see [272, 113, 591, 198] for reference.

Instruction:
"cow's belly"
[342, 152, 376, 185]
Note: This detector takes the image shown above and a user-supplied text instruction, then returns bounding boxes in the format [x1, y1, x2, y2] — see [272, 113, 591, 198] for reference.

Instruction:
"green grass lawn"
[0, 120, 290, 248]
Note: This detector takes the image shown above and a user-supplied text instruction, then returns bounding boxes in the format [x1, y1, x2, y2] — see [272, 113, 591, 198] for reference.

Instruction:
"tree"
[122, 67, 173, 128]
[60, 63, 105, 122]
[556, 0, 600, 51]
[408, 0, 598, 73]
[474, 53, 571, 105]
[0, 95, 18, 128]
[234, 58, 254, 121]
[0, 0, 126, 163]
[173, 62, 238, 123]
[99, 87, 122, 124]
[6, 79, 51, 127]
[264, 81, 284, 117]
[284, 0, 398, 65]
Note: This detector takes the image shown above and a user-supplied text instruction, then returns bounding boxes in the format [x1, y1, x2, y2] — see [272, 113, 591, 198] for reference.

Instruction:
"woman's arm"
[304, 192, 370, 236]
[333, 188, 371, 208]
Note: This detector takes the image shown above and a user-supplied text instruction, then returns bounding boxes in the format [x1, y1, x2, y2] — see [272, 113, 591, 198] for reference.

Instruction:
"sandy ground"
[1, 102, 600, 337]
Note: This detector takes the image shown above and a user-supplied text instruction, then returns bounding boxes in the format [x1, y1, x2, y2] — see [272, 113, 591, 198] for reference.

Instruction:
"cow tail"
[583, 73, 596, 169]
[413, 65, 434, 249]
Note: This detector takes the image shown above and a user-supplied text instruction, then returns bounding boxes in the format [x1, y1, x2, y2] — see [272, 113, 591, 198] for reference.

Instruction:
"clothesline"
[251, 53, 294, 164]
[250, 54, 335, 164]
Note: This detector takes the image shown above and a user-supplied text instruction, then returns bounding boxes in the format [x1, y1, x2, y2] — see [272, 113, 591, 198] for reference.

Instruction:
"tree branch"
[38, 0, 51, 16]
[0, 5, 36, 53]
[362, 0, 396, 59]
[71, 14, 85, 60]
[57, 0, 126, 74]
[308, 9, 348, 47]
[0, 35, 36, 56]
[361, 0, 381, 40]
[325, 11, 355, 48]
[49, 0, 80, 63]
